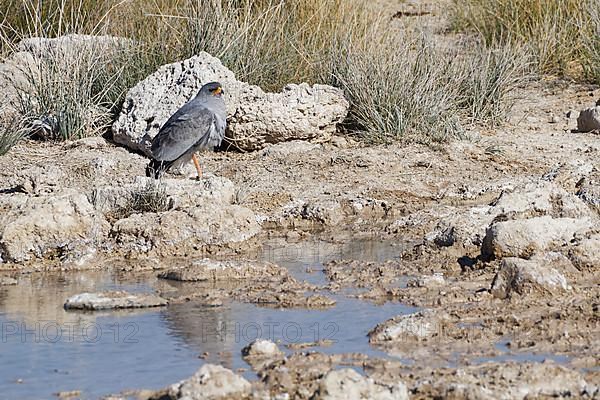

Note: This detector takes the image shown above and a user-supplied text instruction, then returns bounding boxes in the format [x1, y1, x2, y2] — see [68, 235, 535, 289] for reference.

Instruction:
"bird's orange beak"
[213, 87, 223, 95]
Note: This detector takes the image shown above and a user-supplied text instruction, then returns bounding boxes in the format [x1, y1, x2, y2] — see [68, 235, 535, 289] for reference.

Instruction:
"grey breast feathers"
[151, 101, 225, 162]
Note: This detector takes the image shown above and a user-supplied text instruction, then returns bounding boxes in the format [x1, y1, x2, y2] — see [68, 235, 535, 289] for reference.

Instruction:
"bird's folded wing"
[151, 105, 216, 162]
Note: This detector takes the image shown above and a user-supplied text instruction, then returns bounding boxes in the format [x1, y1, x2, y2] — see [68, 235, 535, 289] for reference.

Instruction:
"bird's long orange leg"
[192, 153, 203, 180]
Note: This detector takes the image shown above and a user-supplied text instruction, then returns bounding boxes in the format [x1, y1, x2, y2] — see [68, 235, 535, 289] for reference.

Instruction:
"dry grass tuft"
[582, 5, 600, 83]
[330, 32, 529, 143]
[0, 117, 29, 156]
[455, 41, 532, 126]
[451, 0, 600, 82]
[107, 179, 173, 221]
[0, 0, 532, 148]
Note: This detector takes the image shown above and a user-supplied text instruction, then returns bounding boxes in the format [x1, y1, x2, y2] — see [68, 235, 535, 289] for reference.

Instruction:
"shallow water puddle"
[472, 339, 571, 365]
[0, 239, 415, 399]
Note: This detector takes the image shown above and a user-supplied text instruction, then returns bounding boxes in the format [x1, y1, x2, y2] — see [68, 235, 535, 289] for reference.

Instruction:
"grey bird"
[146, 81, 226, 179]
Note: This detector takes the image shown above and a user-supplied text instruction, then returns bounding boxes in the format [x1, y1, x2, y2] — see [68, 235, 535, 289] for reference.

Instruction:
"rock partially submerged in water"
[163, 364, 251, 400]
[369, 310, 441, 344]
[242, 339, 284, 359]
[64, 291, 167, 310]
[112, 52, 349, 153]
[325, 259, 404, 287]
[314, 368, 409, 400]
[158, 259, 287, 282]
[242, 339, 285, 370]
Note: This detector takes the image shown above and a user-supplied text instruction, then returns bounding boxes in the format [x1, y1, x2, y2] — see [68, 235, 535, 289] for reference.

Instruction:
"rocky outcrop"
[491, 180, 593, 219]
[577, 106, 600, 132]
[0, 190, 108, 263]
[429, 362, 591, 400]
[482, 215, 594, 259]
[478, 180, 599, 259]
[424, 205, 493, 248]
[569, 233, 600, 270]
[490, 255, 572, 299]
[314, 368, 409, 400]
[164, 364, 251, 400]
[64, 291, 167, 310]
[102, 173, 260, 256]
[425, 181, 599, 255]
[91, 175, 235, 214]
[111, 204, 260, 254]
[112, 52, 349, 153]
[576, 171, 600, 212]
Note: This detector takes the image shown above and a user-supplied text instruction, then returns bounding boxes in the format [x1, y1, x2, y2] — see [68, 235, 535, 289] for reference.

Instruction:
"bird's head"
[199, 81, 224, 98]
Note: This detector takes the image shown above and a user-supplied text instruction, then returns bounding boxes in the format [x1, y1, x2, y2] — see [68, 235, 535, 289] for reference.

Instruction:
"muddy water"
[0, 239, 415, 399]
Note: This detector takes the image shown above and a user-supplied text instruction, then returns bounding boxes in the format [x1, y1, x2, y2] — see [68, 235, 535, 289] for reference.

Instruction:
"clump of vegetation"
[127, 179, 173, 214]
[451, 0, 600, 82]
[107, 179, 173, 221]
[582, 5, 600, 83]
[8, 44, 133, 141]
[331, 33, 461, 144]
[1, 0, 372, 91]
[0, 117, 28, 156]
[330, 32, 529, 143]
[456, 42, 532, 126]
[0, 0, 531, 150]
[180, 0, 372, 89]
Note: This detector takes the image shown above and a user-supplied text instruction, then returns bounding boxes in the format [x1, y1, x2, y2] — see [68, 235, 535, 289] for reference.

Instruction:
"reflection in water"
[0, 239, 414, 399]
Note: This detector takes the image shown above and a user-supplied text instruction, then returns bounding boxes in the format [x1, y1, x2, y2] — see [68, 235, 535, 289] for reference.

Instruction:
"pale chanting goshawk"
[146, 81, 226, 179]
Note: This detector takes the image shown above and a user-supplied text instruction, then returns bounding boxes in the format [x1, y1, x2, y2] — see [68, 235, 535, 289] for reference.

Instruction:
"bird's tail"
[146, 159, 174, 179]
